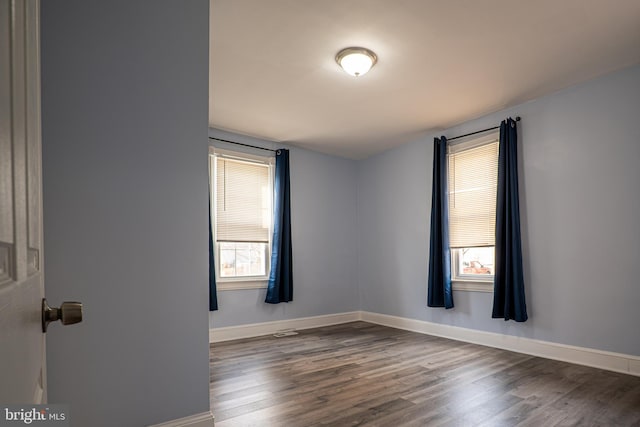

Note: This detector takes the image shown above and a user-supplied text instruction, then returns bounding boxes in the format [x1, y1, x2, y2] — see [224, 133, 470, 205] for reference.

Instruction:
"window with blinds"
[210, 150, 273, 282]
[447, 133, 499, 283]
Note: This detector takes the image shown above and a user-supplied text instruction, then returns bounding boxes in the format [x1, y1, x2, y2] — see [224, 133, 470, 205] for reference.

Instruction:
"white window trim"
[448, 131, 499, 293]
[452, 281, 494, 292]
[209, 147, 275, 291]
[447, 130, 499, 154]
[217, 280, 267, 291]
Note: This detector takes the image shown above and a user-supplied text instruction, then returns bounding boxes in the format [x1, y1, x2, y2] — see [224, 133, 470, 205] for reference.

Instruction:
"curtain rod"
[447, 116, 520, 142]
[208, 136, 279, 153]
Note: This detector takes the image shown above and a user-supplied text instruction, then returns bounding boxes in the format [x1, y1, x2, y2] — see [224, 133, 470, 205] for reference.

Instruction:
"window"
[448, 132, 499, 291]
[210, 148, 274, 289]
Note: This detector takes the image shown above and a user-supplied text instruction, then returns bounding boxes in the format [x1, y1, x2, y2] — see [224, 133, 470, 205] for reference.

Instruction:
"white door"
[0, 0, 46, 404]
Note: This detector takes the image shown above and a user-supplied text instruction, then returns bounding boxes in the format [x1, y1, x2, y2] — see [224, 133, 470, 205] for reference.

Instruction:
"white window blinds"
[448, 135, 499, 248]
[215, 155, 271, 243]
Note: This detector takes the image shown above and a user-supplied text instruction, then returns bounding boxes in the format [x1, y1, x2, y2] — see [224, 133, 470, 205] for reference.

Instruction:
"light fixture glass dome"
[336, 47, 377, 77]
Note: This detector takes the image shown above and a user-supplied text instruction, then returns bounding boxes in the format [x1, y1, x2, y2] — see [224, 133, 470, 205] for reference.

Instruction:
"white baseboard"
[360, 311, 640, 377]
[33, 384, 44, 405]
[209, 310, 640, 376]
[210, 311, 361, 343]
[148, 411, 214, 427]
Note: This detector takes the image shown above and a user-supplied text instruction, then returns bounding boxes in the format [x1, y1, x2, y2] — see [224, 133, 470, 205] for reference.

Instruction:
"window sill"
[217, 280, 268, 291]
[452, 280, 493, 293]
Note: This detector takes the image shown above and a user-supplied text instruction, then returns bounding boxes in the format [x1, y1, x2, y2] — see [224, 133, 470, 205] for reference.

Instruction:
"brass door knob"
[42, 298, 83, 332]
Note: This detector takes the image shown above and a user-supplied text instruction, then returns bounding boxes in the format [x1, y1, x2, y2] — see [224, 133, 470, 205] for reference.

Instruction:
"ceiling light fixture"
[335, 47, 377, 77]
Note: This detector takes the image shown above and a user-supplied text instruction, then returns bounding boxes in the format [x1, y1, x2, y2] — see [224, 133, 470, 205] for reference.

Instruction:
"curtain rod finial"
[515, 116, 521, 121]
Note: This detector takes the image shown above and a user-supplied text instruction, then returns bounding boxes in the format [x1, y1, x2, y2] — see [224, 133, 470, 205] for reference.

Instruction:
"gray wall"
[358, 64, 640, 356]
[209, 130, 359, 328]
[41, 1, 210, 426]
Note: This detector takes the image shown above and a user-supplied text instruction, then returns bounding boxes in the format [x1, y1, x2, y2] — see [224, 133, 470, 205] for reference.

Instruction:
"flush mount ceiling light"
[335, 47, 377, 77]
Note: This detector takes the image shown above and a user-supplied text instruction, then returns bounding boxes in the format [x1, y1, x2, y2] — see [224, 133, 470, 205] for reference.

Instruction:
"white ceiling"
[209, 0, 640, 159]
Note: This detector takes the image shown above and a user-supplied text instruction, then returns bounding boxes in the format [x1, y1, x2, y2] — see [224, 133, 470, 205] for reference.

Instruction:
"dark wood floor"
[210, 322, 640, 426]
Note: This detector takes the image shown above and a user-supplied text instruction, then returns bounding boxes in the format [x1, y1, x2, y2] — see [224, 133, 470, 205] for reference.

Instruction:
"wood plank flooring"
[210, 322, 640, 426]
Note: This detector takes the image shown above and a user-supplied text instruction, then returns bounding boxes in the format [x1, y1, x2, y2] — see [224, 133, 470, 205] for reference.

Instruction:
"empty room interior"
[205, 1, 640, 425]
[9, 0, 640, 426]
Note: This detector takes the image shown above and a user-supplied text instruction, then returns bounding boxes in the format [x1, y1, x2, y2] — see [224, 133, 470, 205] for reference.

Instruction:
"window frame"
[451, 248, 494, 292]
[209, 147, 275, 291]
[447, 131, 499, 293]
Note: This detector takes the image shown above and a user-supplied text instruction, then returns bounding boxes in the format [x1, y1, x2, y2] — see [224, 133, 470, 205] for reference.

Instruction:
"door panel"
[0, 0, 46, 404]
